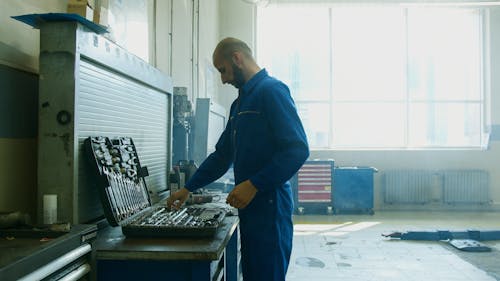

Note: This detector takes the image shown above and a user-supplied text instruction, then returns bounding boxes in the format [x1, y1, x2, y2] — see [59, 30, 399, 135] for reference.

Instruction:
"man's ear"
[231, 51, 244, 67]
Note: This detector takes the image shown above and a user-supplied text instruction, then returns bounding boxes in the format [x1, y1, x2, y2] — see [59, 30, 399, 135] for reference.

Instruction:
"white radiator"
[383, 170, 433, 204]
[383, 169, 490, 205]
[442, 170, 490, 204]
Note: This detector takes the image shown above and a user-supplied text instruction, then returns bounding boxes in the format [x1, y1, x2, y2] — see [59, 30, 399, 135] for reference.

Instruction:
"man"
[167, 37, 309, 281]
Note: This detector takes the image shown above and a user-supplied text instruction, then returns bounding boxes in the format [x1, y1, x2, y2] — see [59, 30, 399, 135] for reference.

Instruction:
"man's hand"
[226, 180, 257, 209]
[166, 188, 190, 210]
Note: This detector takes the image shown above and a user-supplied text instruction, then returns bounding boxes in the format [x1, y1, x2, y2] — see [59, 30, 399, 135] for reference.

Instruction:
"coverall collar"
[239, 68, 268, 97]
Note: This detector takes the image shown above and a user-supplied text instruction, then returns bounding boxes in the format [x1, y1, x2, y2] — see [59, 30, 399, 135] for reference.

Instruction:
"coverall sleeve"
[249, 82, 309, 192]
[184, 121, 233, 192]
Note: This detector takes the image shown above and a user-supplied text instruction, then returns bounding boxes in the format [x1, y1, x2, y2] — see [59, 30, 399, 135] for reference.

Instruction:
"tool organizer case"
[84, 136, 225, 237]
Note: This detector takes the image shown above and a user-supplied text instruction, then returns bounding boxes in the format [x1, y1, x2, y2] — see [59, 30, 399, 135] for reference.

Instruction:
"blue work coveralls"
[185, 69, 309, 281]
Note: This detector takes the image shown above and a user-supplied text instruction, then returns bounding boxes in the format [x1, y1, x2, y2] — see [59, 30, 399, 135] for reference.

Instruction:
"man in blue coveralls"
[167, 37, 309, 281]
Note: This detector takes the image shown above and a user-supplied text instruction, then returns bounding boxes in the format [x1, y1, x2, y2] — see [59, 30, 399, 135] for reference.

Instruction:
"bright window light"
[257, 5, 486, 149]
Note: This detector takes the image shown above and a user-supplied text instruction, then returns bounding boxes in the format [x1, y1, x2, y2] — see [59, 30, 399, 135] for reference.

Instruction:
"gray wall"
[0, 0, 67, 73]
[155, 0, 221, 105]
[0, 0, 67, 216]
[216, 0, 256, 110]
[0, 65, 38, 216]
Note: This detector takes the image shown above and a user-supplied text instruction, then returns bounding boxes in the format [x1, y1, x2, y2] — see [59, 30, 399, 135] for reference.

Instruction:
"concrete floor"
[287, 211, 500, 281]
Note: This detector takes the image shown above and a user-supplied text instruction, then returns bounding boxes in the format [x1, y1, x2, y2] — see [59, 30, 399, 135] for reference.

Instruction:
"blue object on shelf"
[12, 13, 108, 34]
[333, 166, 377, 214]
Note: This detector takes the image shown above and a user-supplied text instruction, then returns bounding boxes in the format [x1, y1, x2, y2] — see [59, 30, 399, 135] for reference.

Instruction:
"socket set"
[123, 206, 226, 237]
[85, 136, 150, 227]
[85, 136, 225, 237]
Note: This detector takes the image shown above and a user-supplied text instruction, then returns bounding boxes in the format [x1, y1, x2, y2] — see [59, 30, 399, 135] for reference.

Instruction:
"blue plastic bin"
[333, 166, 377, 215]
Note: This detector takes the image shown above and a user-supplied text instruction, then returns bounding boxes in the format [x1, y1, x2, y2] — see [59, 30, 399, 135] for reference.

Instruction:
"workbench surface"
[94, 216, 239, 261]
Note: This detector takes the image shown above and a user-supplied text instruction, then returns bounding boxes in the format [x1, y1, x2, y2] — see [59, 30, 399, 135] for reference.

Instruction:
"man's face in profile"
[230, 61, 245, 89]
[213, 52, 245, 89]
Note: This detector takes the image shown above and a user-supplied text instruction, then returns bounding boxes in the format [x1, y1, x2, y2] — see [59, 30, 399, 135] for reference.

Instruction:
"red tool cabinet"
[292, 160, 334, 215]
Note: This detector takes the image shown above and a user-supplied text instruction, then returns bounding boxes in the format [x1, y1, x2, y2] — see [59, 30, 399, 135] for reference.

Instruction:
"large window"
[108, 0, 150, 62]
[257, 5, 487, 149]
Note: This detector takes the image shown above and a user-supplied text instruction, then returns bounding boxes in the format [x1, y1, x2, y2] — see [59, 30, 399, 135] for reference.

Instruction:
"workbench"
[0, 224, 97, 281]
[94, 216, 240, 281]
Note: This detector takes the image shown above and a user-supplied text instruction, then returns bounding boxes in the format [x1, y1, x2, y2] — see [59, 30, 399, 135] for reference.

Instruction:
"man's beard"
[232, 63, 245, 89]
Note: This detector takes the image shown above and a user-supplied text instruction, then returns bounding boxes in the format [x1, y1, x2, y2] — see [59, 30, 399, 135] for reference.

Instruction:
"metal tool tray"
[84, 136, 225, 237]
[121, 205, 226, 238]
